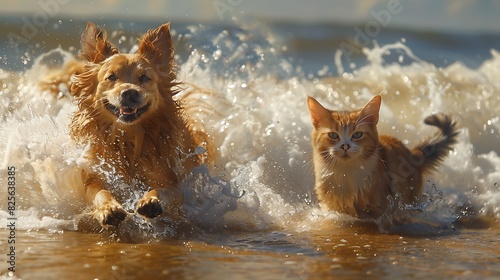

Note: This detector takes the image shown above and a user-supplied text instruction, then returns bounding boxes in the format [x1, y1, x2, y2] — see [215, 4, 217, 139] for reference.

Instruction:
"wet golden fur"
[308, 95, 458, 220]
[38, 59, 85, 97]
[70, 22, 214, 226]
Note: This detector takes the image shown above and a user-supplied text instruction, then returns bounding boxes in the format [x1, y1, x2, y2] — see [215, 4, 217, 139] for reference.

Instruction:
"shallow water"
[1, 16, 500, 279]
[2, 227, 500, 279]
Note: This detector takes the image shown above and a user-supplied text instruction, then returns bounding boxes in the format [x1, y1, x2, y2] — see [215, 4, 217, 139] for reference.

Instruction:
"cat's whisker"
[325, 156, 336, 167]
[355, 114, 374, 128]
[319, 149, 333, 159]
[303, 158, 317, 174]
[369, 151, 387, 169]
[302, 158, 314, 168]
[328, 158, 338, 169]
[318, 149, 339, 168]
[303, 159, 316, 177]
[355, 121, 373, 128]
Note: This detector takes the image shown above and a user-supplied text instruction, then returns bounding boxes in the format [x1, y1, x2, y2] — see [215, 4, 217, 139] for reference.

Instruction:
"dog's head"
[72, 22, 178, 124]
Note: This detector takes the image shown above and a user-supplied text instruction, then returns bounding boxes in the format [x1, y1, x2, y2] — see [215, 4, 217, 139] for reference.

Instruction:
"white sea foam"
[0, 24, 498, 234]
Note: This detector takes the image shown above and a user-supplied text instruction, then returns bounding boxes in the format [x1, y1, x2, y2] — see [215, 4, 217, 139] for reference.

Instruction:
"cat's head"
[307, 95, 381, 164]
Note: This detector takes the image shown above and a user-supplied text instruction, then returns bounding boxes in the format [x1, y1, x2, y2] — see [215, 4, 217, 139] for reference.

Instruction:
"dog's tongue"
[120, 107, 137, 115]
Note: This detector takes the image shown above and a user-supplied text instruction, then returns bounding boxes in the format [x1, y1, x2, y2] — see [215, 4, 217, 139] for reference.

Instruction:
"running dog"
[70, 22, 213, 227]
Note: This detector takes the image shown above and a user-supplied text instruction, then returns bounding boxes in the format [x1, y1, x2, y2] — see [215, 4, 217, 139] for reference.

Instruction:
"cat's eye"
[107, 74, 117, 81]
[139, 74, 151, 83]
[352, 132, 363, 139]
[328, 132, 339, 140]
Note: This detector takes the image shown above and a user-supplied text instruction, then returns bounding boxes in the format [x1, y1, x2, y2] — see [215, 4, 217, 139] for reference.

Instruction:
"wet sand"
[1, 226, 499, 279]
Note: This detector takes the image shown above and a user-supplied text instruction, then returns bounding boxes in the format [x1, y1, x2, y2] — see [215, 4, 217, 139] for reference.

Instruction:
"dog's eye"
[107, 74, 117, 81]
[139, 74, 151, 83]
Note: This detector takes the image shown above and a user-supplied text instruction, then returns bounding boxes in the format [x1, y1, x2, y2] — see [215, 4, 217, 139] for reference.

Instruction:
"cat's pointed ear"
[138, 23, 175, 72]
[308, 96, 332, 129]
[359, 95, 382, 125]
[80, 22, 119, 63]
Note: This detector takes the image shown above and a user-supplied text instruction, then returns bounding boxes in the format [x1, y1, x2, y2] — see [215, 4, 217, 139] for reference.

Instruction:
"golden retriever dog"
[69, 22, 213, 227]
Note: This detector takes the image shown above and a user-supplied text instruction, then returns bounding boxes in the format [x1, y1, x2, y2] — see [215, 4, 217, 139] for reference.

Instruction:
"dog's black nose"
[120, 89, 141, 107]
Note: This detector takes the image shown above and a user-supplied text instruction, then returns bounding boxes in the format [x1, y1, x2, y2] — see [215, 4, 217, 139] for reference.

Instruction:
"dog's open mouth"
[103, 100, 151, 123]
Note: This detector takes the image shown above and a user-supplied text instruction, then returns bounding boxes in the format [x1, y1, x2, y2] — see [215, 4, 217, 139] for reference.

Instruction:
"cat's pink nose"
[341, 144, 350, 151]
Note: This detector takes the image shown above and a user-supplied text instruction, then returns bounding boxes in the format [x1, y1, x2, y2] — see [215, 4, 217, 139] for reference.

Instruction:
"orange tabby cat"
[307, 95, 459, 219]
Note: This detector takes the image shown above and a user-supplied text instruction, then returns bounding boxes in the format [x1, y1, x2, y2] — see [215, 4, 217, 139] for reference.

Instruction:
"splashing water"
[0, 22, 499, 237]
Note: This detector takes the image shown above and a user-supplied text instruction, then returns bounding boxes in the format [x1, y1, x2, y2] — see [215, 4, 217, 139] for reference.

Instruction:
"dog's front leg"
[83, 171, 128, 226]
[136, 187, 183, 219]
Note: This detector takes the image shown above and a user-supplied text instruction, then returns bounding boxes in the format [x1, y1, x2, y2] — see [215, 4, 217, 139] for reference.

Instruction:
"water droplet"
[213, 49, 222, 60]
[257, 156, 267, 165]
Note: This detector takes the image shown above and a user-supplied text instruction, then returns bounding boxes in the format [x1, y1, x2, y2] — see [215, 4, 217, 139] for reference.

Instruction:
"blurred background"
[2, 0, 500, 33]
[1, 0, 499, 72]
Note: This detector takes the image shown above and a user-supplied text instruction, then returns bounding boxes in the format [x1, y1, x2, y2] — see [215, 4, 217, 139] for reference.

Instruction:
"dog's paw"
[136, 196, 163, 218]
[94, 201, 128, 226]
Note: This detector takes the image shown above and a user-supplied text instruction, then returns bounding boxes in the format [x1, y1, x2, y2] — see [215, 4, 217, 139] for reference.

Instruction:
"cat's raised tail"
[412, 113, 459, 174]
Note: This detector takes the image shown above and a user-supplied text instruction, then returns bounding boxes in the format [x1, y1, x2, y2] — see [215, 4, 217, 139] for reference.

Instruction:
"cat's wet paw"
[136, 196, 163, 218]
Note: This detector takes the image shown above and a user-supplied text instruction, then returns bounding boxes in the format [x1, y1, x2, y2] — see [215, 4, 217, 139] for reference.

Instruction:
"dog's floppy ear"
[80, 22, 119, 63]
[138, 23, 175, 75]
